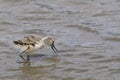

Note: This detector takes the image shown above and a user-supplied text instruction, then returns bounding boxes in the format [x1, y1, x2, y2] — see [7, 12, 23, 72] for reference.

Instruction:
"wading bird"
[13, 34, 59, 62]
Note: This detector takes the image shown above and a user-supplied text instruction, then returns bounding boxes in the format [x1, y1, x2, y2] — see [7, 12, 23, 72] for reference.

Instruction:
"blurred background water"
[0, 0, 120, 80]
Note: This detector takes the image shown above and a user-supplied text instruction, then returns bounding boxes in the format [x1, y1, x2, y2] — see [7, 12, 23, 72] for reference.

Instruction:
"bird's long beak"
[51, 42, 59, 54]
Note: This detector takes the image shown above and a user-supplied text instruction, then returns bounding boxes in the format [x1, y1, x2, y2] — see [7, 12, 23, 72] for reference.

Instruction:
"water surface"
[0, 0, 120, 80]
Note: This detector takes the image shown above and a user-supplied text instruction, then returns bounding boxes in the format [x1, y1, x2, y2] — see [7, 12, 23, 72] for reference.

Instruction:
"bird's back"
[13, 35, 42, 45]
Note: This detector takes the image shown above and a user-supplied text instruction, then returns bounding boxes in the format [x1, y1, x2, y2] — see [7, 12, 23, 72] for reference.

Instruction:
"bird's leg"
[17, 47, 29, 61]
[27, 55, 30, 61]
[18, 51, 26, 61]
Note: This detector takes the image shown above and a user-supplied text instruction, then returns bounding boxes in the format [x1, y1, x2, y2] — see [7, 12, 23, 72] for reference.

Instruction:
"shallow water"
[0, 0, 120, 80]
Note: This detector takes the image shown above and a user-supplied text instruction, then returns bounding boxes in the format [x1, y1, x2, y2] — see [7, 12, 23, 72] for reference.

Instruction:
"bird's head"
[43, 36, 59, 54]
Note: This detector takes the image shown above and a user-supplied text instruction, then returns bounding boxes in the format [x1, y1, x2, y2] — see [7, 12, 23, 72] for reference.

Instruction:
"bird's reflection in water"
[19, 54, 60, 77]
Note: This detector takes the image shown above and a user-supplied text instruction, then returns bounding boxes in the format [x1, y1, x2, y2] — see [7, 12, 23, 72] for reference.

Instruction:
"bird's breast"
[35, 43, 45, 49]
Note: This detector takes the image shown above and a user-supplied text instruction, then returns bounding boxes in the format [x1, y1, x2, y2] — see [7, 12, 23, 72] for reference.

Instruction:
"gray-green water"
[0, 0, 120, 80]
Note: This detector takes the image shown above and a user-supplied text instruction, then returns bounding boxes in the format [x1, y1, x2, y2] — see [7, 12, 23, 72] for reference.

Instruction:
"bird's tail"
[13, 40, 20, 45]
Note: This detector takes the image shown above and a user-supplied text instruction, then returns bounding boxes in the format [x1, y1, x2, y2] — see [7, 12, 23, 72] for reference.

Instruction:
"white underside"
[35, 42, 45, 49]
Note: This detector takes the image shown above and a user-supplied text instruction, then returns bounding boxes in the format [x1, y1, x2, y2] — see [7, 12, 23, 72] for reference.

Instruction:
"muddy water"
[0, 0, 120, 80]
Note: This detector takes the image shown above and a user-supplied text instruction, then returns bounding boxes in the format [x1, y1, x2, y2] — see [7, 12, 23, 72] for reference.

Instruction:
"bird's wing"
[13, 35, 42, 45]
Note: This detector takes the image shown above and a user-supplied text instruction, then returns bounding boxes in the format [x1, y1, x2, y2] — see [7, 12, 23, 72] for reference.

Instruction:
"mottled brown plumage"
[13, 35, 42, 45]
